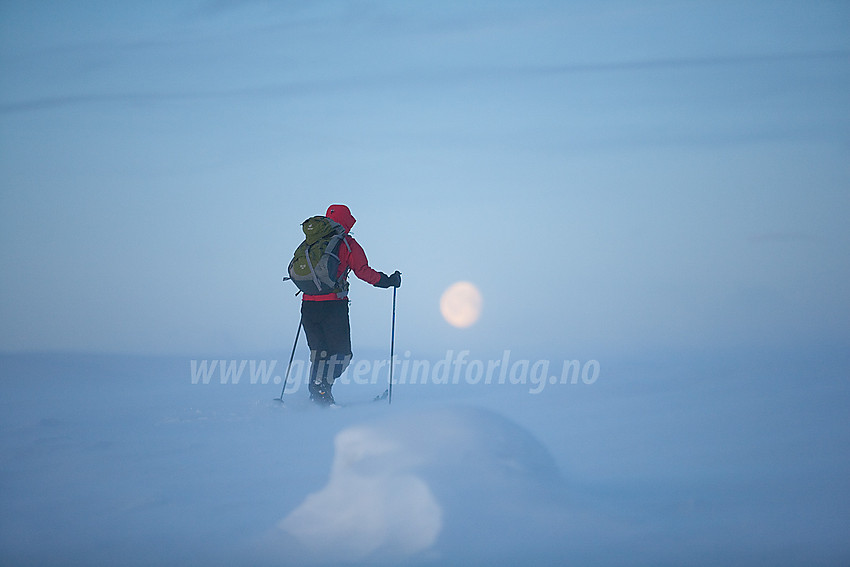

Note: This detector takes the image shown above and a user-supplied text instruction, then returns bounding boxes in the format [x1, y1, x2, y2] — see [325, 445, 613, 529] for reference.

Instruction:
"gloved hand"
[375, 270, 402, 288]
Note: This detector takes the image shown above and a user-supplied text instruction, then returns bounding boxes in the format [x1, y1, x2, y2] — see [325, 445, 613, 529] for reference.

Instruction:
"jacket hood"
[326, 204, 356, 232]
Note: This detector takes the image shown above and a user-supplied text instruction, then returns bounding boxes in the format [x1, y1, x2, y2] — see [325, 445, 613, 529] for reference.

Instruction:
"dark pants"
[300, 300, 352, 392]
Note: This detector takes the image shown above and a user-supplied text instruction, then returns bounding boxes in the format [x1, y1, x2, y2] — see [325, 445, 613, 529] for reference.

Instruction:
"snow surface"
[1, 349, 849, 566]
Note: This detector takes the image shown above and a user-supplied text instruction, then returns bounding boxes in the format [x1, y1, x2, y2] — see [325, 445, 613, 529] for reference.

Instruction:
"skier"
[300, 204, 401, 406]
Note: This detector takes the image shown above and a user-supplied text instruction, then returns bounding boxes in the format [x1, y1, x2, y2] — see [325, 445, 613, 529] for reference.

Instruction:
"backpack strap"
[303, 241, 323, 290]
[334, 237, 352, 298]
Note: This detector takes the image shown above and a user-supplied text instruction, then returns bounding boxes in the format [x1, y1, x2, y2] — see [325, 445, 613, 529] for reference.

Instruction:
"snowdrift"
[268, 406, 569, 565]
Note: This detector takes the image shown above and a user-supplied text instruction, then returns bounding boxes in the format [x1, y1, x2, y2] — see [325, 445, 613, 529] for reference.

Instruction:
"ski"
[334, 389, 389, 408]
[273, 389, 389, 409]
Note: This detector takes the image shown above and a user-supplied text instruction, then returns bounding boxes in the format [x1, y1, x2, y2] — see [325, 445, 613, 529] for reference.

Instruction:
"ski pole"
[388, 286, 397, 405]
[275, 317, 302, 403]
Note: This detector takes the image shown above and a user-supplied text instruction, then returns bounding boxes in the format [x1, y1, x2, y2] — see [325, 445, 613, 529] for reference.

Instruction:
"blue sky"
[1, 0, 848, 358]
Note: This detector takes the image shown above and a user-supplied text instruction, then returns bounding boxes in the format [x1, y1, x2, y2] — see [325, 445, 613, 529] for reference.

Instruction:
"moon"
[440, 281, 483, 328]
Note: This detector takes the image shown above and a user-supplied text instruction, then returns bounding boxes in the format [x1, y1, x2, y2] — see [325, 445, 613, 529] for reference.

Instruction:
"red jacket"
[302, 205, 381, 301]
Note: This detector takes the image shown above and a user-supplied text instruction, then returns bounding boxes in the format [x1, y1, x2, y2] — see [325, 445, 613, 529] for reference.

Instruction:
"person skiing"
[299, 204, 401, 406]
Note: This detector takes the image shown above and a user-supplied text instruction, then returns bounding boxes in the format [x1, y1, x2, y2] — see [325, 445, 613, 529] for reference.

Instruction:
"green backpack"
[285, 216, 351, 296]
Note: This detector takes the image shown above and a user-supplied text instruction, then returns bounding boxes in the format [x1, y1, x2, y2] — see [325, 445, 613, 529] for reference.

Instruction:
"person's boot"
[308, 379, 325, 405]
[309, 379, 335, 407]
